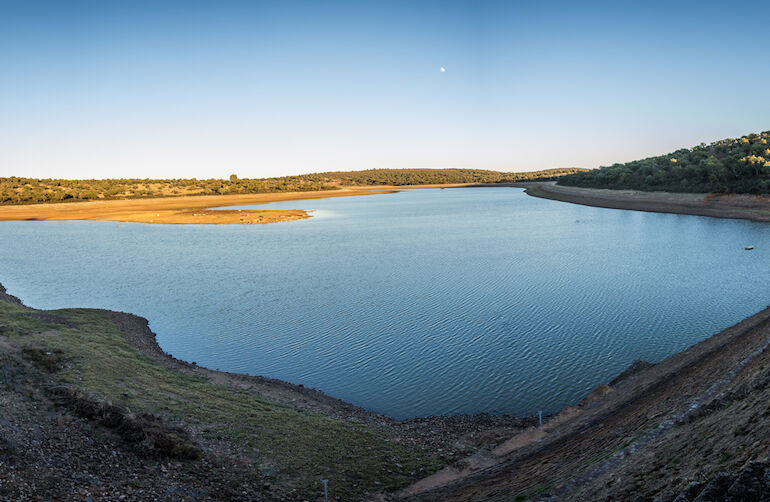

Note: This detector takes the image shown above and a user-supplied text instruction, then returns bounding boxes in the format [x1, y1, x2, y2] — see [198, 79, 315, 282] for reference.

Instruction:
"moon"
[440, 66, 446, 73]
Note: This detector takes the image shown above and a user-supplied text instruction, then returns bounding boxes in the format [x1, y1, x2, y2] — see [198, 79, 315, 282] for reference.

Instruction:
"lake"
[1, 187, 768, 419]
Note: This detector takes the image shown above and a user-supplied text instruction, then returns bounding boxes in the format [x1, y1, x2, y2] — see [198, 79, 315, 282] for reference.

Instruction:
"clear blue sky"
[2, 1, 769, 179]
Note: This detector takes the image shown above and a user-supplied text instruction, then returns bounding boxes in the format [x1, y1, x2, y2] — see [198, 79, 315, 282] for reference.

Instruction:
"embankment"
[393, 299, 770, 501]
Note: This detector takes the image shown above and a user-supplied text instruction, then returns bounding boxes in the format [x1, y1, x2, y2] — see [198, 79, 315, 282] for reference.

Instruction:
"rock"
[725, 462, 768, 501]
[652, 488, 677, 502]
[693, 473, 735, 501]
[610, 360, 655, 386]
[672, 481, 704, 502]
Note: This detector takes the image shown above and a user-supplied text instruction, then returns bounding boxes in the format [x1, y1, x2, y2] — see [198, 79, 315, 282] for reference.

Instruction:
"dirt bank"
[514, 181, 770, 222]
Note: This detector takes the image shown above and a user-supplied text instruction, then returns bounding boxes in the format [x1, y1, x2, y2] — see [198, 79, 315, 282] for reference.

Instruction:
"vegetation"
[0, 168, 585, 205]
[557, 131, 770, 194]
[0, 293, 443, 499]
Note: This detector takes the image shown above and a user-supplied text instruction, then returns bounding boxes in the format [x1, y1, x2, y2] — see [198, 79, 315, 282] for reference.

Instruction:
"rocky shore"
[390, 305, 770, 501]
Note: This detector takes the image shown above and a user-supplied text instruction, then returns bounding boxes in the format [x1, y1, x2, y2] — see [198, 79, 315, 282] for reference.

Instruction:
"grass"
[0, 297, 444, 500]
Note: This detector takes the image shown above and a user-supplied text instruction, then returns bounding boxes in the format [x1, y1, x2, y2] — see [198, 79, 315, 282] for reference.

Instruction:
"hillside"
[558, 131, 770, 194]
[0, 168, 585, 206]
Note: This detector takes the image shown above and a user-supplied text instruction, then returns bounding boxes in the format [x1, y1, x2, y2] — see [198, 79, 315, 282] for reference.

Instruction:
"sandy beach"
[0, 184, 477, 225]
[0, 187, 395, 225]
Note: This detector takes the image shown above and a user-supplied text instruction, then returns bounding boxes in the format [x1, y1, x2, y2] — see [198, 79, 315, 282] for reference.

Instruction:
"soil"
[516, 181, 770, 222]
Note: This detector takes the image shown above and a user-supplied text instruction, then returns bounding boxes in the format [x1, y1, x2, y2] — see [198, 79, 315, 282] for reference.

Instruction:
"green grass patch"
[0, 300, 443, 499]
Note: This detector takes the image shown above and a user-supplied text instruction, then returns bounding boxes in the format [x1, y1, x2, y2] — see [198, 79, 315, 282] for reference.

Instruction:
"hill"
[0, 168, 585, 206]
[557, 131, 770, 194]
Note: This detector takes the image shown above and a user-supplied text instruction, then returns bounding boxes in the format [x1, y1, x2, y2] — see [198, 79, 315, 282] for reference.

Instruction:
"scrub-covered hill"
[558, 131, 770, 194]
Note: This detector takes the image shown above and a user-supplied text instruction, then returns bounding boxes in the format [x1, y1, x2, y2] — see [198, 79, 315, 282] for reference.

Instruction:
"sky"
[1, 0, 769, 179]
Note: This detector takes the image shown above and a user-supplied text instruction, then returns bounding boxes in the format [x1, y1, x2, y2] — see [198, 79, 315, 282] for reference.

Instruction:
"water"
[1, 187, 768, 419]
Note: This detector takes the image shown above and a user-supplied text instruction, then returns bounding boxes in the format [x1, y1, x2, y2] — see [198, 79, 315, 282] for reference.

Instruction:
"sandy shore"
[0, 187, 395, 225]
[517, 181, 770, 222]
[0, 184, 477, 225]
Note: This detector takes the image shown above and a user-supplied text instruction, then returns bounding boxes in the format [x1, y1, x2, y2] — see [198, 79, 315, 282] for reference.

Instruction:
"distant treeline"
[558, 131, 770, 194]
[0, 168, 584, 205]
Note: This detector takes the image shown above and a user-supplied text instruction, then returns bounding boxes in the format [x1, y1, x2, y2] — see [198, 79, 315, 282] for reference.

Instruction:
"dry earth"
[518, 181, 770, 222]
[0, 184, 471, 225]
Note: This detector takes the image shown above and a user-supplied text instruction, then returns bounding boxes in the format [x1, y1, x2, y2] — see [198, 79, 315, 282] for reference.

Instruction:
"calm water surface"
[1, 188, 768, 419]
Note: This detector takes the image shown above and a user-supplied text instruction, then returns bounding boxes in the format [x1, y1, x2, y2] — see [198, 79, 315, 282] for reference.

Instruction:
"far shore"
[0, 184, 476, 225]
[515, 181, 770, 222]
[0, 185, 436, 225]
[3, 180, 770, 225]
[0, 186, 394, 225]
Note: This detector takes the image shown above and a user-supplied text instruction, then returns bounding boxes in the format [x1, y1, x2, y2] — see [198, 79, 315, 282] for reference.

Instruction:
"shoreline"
[0, 187, 395, 225]
[0, 282, 527, 426]
[4, 180, 770, 225]
[399, 305, 770, 500]
[0, 281, 533, 464]
[3, 280, 770, 500]
[0, 184, 471, 225]
[516, 181, 770, 222]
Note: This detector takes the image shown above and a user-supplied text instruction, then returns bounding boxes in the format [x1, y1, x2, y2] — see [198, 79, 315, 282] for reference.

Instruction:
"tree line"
[0, 168, 584, 205]
[557, 131, 770, 194]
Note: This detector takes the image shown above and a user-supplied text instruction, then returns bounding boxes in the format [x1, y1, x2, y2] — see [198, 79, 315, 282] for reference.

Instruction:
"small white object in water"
[440, 66, 446, 72]
[745, 246, 754, 250]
